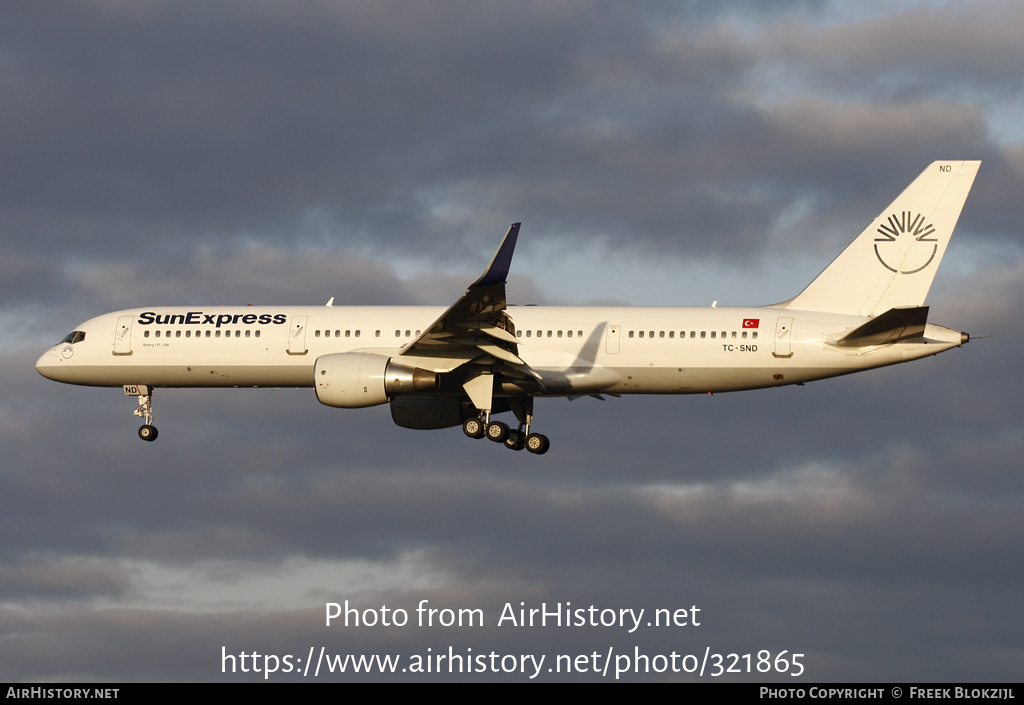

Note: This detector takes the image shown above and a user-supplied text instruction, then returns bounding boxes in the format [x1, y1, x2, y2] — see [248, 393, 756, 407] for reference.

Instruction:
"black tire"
[525, 433, 549, 455]
[463, 418, 485, 439]
[138, 424, 158, 442]
[504, 429, 525, 451]
[485, 421, 509, 443]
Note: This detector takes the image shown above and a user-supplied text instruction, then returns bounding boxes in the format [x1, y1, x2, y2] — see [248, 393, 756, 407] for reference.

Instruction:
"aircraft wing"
[398, 223, 544, 387]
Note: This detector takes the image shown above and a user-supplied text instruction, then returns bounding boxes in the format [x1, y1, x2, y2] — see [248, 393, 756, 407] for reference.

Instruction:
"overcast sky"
[3, 0, 1023, 682]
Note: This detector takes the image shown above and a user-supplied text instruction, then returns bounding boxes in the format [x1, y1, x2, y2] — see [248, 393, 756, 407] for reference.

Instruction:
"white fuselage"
[35, 305, 966, 396]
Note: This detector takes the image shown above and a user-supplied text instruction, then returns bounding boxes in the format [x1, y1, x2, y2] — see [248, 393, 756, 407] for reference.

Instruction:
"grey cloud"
[3, 0, 1023, 682]
[0, 561, 130, 602]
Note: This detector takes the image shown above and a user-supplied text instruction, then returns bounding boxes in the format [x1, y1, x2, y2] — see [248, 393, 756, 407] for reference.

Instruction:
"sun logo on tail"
[874, 211, 938, 274]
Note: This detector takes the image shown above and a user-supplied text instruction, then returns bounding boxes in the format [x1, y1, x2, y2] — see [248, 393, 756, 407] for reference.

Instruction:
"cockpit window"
[60, 331, 86, 344]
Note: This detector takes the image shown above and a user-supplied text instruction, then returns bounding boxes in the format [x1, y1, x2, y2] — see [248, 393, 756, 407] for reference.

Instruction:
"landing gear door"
[288, 315, 308, 355]
[114, 315, 134, 355]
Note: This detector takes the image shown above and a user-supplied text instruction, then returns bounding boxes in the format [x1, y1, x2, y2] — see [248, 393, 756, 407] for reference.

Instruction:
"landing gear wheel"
[485, 421, 510, 443]
[463, 417, 485, 439]
[504, 429, 525, 451]
[138, 424, 158, 442]
[525, 433, 550, 455]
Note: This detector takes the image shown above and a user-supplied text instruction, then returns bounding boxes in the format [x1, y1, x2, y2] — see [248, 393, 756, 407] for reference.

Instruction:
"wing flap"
[476, 342, 525, 365]
[478, 323, 520, 346]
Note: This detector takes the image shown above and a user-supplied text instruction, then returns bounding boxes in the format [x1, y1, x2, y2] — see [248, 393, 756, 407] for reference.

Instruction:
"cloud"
[3, 0, 1023, 682]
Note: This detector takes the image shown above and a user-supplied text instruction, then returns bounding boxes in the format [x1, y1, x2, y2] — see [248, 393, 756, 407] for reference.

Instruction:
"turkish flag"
[742, 319, 759, 328]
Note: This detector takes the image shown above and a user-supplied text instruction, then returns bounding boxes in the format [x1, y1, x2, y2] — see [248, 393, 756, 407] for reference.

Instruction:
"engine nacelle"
[390, 396, 474, 430]
[315, 352, 439, 408]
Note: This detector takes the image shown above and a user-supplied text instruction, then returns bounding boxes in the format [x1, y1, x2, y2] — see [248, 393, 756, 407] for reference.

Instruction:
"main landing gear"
[131, 386, 158, 442]
[462, 416, 550, 455]
[460, 375, 549, 455]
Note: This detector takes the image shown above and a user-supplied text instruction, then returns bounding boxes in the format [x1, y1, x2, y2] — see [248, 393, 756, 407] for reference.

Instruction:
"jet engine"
[315, 352, 439, 408]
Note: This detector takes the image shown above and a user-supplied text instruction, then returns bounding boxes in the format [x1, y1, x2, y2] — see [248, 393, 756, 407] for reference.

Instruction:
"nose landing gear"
[126, 385, 158, 442]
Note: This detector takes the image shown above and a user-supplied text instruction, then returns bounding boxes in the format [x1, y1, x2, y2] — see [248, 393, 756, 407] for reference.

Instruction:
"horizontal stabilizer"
[836, 306, 929, 347]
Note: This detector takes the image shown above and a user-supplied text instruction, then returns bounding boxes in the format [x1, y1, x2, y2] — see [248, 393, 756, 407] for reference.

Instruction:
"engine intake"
[315, 352, 439, 408]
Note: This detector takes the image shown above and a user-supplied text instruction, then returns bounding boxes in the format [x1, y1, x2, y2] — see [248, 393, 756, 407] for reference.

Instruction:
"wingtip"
[472, 223, 520, 288]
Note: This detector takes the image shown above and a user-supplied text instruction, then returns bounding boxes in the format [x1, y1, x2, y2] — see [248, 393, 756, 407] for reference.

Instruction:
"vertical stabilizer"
[783, 160, 980, 316]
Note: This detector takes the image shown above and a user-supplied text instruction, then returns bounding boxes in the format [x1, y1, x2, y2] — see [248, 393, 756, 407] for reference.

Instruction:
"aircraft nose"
[36, 346, 65, 381]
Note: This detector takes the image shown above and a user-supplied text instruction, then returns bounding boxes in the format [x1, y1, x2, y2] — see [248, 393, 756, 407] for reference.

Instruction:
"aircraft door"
[773, 316, 793, 358]
[288, 315, 308, 355]
[114, 316, 134, 355]
[606, 324, 620, 354]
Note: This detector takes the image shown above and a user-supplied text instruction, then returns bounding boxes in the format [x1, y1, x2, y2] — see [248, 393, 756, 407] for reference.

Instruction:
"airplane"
[37, 160, 980, 455]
